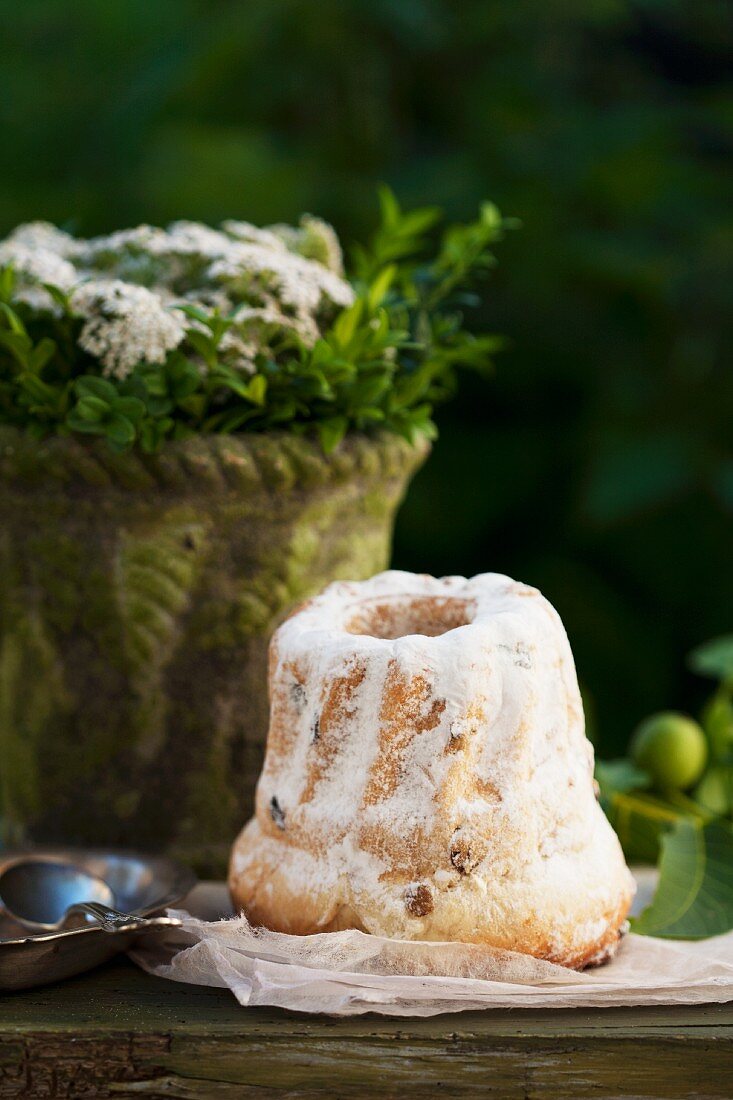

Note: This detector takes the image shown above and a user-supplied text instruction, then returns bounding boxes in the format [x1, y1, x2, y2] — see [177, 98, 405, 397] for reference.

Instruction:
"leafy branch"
[0, 191, 513, 453]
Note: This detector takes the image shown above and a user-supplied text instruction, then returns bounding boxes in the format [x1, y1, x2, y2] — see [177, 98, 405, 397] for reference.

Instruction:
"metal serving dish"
[0, 848, 195, 991]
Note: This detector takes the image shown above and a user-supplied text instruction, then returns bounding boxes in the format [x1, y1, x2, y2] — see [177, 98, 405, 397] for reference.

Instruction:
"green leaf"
[105, 414, 136, 448]
[75, 376, 118, 402]
[66, 413, 106, 435]
[17, 373, 58, 403]
[701, 689, 733, 764]
[367, 264, 396, 312]
[142, 394, 174, 417]
[344, 372, 391, 409]
[0, 330, 32, 367]
[397, 206, 442, 236]
[331, 300, 364, 347]
[246, 374, 267, 406]
[479, 201, 503, 232]
[138, 366, 169, 399]
[42, 283, 72, 311]
[405, 403, 439, 441]
[0, 301, 28, 336]
[208, 365, 251, 400]
[632, 820, 733, 939]
[175, 303, 211, 326]
[178, 393, 206, 419]
[76, 396, 109, 422]
[378, 185, 401, 229]
[604, 789, 685, 863]
[316, 416, 348, 453]
[28, 337, 57, 373]
[207, 407, 259, 433]
[392, 365, 432, 408]
[139, 416, 174, 453]
[168, 356, 201, 400]
[114, 396, 146, 423]
[689, 636, 733, 685]
[693, 766, 733, 816]
[0, 265, 16, 301]
[185, 328, 218, 369]
[595, 758, 651, 797]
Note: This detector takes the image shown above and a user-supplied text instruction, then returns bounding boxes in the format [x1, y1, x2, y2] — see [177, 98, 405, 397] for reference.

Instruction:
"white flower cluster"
[0, 238, 77, 312]
[265, 215, 345, 276]
[71, 280, 187, 379]
[207, 241, 354, 346]
[5, 221, 78, 257]
[0, 214, 354, 378]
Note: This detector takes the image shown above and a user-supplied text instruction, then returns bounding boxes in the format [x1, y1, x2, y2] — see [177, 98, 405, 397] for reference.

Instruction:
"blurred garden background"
[1, 0, 731, 756]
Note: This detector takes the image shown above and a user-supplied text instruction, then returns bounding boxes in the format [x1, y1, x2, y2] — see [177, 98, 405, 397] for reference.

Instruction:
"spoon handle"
[68, 902, 180, 934]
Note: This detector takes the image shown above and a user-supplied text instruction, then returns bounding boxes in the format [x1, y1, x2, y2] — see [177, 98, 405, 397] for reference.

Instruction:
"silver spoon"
[0, 857, 179, 934]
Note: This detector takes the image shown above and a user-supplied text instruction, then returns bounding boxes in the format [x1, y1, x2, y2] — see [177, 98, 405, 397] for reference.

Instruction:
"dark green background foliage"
[1, 0, 731, 754]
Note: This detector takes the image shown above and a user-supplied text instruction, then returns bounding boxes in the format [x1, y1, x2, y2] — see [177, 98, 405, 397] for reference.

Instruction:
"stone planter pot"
[0, 428, 427, 870]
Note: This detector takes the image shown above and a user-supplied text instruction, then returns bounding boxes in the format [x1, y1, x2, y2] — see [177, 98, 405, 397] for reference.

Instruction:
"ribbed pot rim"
[0, 426, 430, 493]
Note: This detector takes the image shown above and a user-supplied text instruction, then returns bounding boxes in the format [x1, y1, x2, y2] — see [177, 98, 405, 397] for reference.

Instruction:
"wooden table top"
[1, 954, 732, 1099]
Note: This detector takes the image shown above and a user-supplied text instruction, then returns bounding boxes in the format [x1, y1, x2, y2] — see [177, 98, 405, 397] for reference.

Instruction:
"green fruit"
[701, 691, 733, 763]
[630, 712, 708, 792]
[693, 767, 732, 817]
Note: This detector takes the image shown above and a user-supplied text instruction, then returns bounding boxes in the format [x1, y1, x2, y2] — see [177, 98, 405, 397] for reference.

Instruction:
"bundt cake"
[229, 571, 634, 968]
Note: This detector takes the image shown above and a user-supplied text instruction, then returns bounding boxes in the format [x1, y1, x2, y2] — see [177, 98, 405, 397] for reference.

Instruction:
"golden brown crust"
[346, 595, 475, 639]
[229, 824, 634, 968]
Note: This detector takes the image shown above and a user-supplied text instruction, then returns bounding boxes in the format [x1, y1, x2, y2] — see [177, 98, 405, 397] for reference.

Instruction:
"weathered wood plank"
[3, 957, 733, 1037]
[1, 958, 731, 1099]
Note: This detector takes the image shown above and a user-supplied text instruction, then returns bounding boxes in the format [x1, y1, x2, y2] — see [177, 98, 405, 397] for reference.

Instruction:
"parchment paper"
[130, 871, 733, 1016]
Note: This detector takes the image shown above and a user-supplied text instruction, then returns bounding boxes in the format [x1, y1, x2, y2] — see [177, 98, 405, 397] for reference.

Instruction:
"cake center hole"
[346, 596, 474, 640]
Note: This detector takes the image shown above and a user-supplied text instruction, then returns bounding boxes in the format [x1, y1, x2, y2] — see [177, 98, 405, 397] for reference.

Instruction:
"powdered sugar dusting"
[231, 570, 635, 966]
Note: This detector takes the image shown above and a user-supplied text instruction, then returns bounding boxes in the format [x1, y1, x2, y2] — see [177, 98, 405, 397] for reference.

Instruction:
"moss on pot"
[0, 427, 428, 871]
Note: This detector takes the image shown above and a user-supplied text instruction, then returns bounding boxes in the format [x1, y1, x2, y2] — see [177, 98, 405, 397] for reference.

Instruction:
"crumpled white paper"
[130, 879, 733, 1016]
